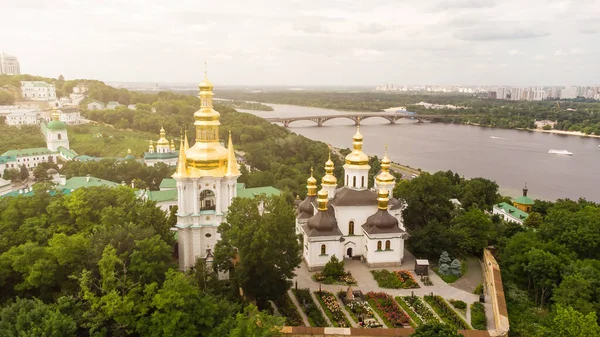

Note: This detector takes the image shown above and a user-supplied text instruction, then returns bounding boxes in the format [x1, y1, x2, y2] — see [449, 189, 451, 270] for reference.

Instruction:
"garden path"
[451, 256, 483, 293]
[287, 289, 310, 326]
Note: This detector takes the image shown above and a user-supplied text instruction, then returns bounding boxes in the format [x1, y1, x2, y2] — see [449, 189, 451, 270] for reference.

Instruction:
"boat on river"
[548, 149, 574, 156]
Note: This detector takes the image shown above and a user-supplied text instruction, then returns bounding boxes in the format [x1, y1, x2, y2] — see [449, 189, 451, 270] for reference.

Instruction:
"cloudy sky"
[3, 0, 600, 86]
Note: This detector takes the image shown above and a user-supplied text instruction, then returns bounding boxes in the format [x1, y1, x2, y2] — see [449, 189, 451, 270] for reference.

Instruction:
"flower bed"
[370, 270, 420, 289]
[314, 291, 350, 327]
[338, 291, 380, 327]
[401, 295, 440, 324]
[470, 302, 487, 330]
[394, 297, 419, 327]
[449, 299, 467, 315]
[365, 292, 410, 328]
[273, 293, 304, 326]
[292, 288, 328, 327]
[424, 295, 470, 329]
[312, 271, 357, 285]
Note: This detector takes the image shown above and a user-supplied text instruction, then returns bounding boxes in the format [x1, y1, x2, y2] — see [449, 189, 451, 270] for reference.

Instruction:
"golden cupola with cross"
[343, 123, 370, 189]
[184, 70, 231, 177]
[375, 145, 396, 197]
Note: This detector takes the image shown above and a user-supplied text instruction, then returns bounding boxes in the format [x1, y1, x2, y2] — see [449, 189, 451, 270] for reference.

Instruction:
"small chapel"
[144, 127, 178, 167]
[296, 127, 406, 271]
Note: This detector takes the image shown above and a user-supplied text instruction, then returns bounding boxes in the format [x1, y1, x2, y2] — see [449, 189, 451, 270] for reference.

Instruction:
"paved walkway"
[287, 290, 310, 326]
[292, 249, 483, 328]
[451, 257, 483, 294]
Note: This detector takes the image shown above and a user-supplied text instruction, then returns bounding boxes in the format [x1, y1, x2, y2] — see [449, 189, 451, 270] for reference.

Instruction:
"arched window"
[377, 241, 382, 251]
[199, 189, 216, 211]
[348, 221, 354, 235]
[385, 240, 391, 250]
[57, 133, 62, 140]
[320, 244, 326, 255]
[361, 176, 365, 188]
[353, 176, 356, 187]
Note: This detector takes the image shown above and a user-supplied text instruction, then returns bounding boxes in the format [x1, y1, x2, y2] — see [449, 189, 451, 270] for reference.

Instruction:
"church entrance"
[347, 247, 353, 258]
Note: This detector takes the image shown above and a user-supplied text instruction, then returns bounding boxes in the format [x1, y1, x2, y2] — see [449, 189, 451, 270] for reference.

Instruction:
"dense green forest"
[0, 186, 290, 336]
[214, 90, 600, 135]
[215, 99, 274, 111]
[394, 172, 600, 336]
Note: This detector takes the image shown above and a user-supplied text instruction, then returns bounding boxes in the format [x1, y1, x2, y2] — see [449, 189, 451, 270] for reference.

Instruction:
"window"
[385, 240, 391, 250]
[361, 176, 365, 188]
[199, 189, 216, 211]
[377, 241, 382, 251]
[320, 244, 326, 255]
[353, 176, 356, 187]
[348, 221, 354, 235]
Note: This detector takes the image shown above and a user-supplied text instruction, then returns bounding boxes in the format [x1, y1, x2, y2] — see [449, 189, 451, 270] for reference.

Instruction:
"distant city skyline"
[2, 0, 600, 86]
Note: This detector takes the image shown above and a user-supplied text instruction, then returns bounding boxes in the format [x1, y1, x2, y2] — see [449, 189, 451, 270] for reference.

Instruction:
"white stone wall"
[363, 235, 404, 267]
[21, 82, 56, 101]
[304, 236, 343, 271]
[46, 129, 69, 151]
[144, 157, 178, 167]
[343, 165, 369, 189]
[492, 207, 523, 225]
[5, 112, 38, 126]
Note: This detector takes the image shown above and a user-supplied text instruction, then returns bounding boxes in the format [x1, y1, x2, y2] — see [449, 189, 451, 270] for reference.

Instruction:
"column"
[215, 180, 222, 214]
[192, 179, 199, 214]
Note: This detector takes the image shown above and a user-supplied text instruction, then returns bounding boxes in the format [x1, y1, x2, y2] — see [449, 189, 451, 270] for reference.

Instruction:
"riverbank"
[464, 122, 600, 139]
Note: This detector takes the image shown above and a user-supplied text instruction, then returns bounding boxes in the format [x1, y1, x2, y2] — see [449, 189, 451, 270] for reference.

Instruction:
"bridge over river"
[265, 113, 477, 127]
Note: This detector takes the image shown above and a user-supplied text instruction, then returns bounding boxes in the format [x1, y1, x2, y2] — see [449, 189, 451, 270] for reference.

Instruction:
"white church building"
[144, 127, 178, 167]
[296, 128, 406, 271]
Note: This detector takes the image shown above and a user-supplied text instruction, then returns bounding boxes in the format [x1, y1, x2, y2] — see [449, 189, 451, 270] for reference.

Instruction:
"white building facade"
[0, 53, 20, 75]
[144, 127, 178, 167]
[174, 74, 242, 271]
[298, 128, 406, 271]
[20, 81, 56, 101]
[5, 110, 39, 126]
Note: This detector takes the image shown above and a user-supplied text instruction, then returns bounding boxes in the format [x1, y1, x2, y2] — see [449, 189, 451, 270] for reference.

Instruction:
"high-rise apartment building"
[0, 53, 21, 75]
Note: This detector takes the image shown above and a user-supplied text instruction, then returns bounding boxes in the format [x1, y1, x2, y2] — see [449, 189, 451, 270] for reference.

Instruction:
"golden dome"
[345, 124, 369, 166]
[307, 168, 317, 196]
[185, 71, 230, 176]
[322, 151, 337, 186]
[317, 189, 329, 211]
[51, 107, 60, 121]
[148, 140, 154, 151]
[376, 145, 395, 183]
[377, 188, 389, 210]
[156, 127, 169, 146]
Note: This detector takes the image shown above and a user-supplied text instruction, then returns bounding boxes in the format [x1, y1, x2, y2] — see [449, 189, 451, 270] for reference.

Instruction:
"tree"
[228, 305, 284, 337]
[439, 251, 451, 265]
[2, 168, 19, 181]
[0, 297, 77, 336]
[459, 177, 499, 210]
[539, 306, 600, 337]
[410, 322, 462, 337]
[523, 212, 544, 228]
[524, 248, 563, 306]
[552, 274, 595, 314]
[322, 255, 345, 278]
[33, 164, 49, 181]
[449, 259, 462, 276]
[19, 164, 29, 181]
[448, 208, 495, 256]
[214, 194, 301, 309]
[394, 172, 454, 231]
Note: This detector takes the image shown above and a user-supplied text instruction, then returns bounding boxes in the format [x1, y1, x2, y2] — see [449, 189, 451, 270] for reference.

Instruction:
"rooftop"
[144, 152, 178, 160]
[21, 81, 53, 88]
[494, 202, 529, 220]
[59, 176, 120, 191]
[513, 195, 534, 205]
[236, 186, 281, 199]
[146, 189, 178, 203]
[2, 147, 56, 157]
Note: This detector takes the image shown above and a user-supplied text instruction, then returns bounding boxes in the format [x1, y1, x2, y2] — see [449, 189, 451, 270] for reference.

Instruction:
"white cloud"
[0, 0, 598, 85]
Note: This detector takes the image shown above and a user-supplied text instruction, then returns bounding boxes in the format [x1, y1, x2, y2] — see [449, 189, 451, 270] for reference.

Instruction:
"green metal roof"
[58, 147, 78, 159]
[146, 189, 178, 202]
[0, 155, 16, 164]
[236, 186, 281, 199]
[144, 152, 178, 160]
[46, 120, 67, 130]
[22, 81, 52, 88]
[75, 155, 100, 162]
[2, 148, 56, 157]
[513, 196, 534, 205]
[495, 202, 529, 221]
[159, 178, 176, 189]
[60, 176, 120, 190]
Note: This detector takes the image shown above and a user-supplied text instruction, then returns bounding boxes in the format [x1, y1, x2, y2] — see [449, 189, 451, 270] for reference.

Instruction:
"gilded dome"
[156, 127, 169, 146]
[345, 125, 369, 166]
[322, 152, 337, 186]
[306, 168, 317, 196]
[47, 107, 66, 130]
[376, 145, 395, 183]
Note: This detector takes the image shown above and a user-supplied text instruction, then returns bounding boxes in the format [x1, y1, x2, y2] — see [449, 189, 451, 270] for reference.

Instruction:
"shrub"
[424, 295, 469, 330]
[273, 293, 303, 326]
[473, 283, 483, 295]
[439, 251, 451, 265]
[449, 300, 467, 310]
[471, 302, 487, 330]
[322, 255, 345, 278]
[370, 270, 420, 289]
[449, 259, 462, 277]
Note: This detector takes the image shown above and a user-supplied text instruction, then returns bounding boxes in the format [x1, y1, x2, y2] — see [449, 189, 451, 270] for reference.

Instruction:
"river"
[237, 103, 600, 202]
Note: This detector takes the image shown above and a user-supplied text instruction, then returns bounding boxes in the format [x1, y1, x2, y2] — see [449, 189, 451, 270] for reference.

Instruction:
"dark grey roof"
[389, 197, 404, 210]
[330, 187, 378, 207]
[362, 209, 404, 235]
[297, 195, 316, 219]
[303, 206, 342, 237]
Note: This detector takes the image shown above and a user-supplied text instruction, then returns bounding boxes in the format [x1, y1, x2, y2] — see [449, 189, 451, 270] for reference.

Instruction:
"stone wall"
[483, 249, 510, 337]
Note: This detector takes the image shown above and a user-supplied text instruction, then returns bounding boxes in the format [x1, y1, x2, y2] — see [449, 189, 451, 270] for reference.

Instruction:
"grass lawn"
[69, 124, 156, 158]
